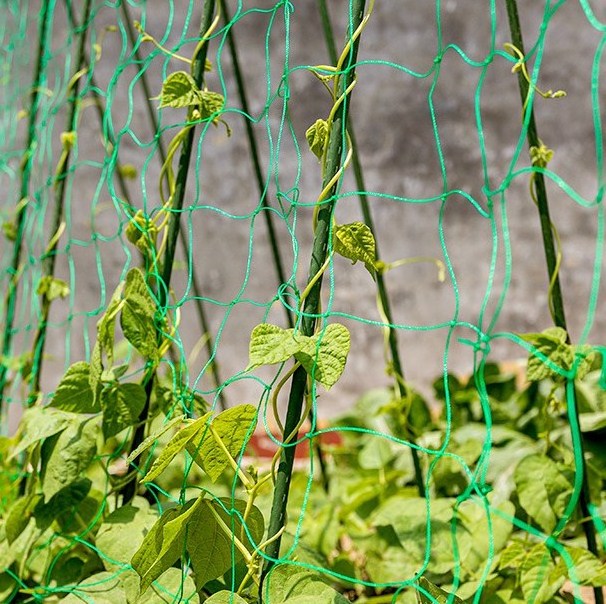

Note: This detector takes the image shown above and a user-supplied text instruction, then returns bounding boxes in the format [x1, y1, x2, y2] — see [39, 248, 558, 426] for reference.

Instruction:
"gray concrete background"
[3, 0, 606, 425]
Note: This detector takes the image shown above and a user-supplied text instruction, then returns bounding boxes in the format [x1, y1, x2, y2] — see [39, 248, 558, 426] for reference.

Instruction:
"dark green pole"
[120, 0, 228, 410]
[261, 0, 367, 584]
[504, 3, 602, 602]
[316, 0, 425, 498]
[0, 0, 52, 412]
[28, 0, 94, 404]
[121, 0, 217, 503]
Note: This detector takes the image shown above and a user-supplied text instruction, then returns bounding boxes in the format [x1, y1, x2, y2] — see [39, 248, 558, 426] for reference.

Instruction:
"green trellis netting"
[1, 0, 606, 602]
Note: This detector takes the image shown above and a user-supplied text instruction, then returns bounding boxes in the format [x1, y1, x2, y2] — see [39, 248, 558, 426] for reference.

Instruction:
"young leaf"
[306, 118, 329, 160]
[5, 493, 43, 543]
[9, 406, 74, 459]
[519, 327, 594, 381]
[247, 323, 304, 370]
[33, 477, 93, 532]
[513, 454, 574, 534]
[294, 323, 351, 389]
[123, 568, 200, 604]
[120, 267, 159, 361]
[41, 416, 98, 501]
[205, 592, 248, 604]
[96, 282, 124, 370]
[187, 404, 257, 482]
[416, 577, 465, 604]
[198, 90, 225, 123]
[36, 275, 69, 301]
[132, 496, 204, 593]
[187, 498, 264, 589]
[140, 412, 212, 483]
[557, 546, 606, 586]
[125, 414, 185, 463]
[101, 382, 147, 439]
[90, 341, 103, 404]
[518, 543, 565, 603]
[60, 571, 127, 604]
[96, 498, 159, 571]
[49, 361, 99, 414]
[265, 565, 350, 604]
[158, 71, 201, 109]
[0, 573, 17, 603]
[333, 222, 377, 275]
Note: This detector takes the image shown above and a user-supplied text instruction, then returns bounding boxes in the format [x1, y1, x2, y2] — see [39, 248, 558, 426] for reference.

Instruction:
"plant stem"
[261, 0, 367, 583]
[219, 0, 335, 492]
[121, 0, 217, 504]
[27, 0, 94, 405]
[316, 0, 425, 497]
[0, 0, 52, 414]
[504, 2, 602, 600]
[219, 0, 293, 329]
[121, 0, 227, 410]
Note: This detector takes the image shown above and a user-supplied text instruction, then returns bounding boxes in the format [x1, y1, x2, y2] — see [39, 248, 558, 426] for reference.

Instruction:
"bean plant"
[1, 0, 606, 603]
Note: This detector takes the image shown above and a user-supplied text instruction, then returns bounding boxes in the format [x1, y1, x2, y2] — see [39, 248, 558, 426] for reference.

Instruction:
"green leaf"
[96, 281, 124, 370]
[126, 414, 185, 463]
[187, 404, 257, 482]
[101, 382, 147, 439]
[90, 341, 103, 404]
[60, 571, 127, 604]
[521, 327, 569, 381]
[558, 546, 606, 586]
[520, 327, 594, 382]
[10, 406, 74, 458]
[34, 477, 92, 532]
[247, 323, 303, 370]
[158, 71, 201, 109]
[96, 498, 159, 571]
[519, 543, 565, 603]
[41, 416, 98, 501]
[455, 499, 514, 576]
[49, 361, 99, 414]
[0, 573, 17, 603]
[205, 591, 248, 604]
[187, 498, 264, 589]
[141, 412, 212, 483]
[5, 493, 43, 543]
[416, 577, 465, 603]
[132, 499, 201, 594]
[306, 118, 329, 160]
[198, 90, 225, 123]
[131, 567, 200, 603]
[370, 496, 455, 576]
[120, 268, 159, 361]
[579, 411, 606, 433]
[295, 323, 350, 389]
[36, 275, 69, 301]
[358, 437, 395, 470]
[513, 454, 574, 533]
[266, 565, 350, 604]
[573, 344, 597, 380]
[333, 222, 377, 275]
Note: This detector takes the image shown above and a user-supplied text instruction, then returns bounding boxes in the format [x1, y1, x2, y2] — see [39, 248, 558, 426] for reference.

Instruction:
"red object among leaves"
[247, 428, 342, 459]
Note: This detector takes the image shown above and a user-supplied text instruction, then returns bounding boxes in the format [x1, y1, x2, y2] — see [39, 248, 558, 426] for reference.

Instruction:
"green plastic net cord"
[1, 0, 606, 602]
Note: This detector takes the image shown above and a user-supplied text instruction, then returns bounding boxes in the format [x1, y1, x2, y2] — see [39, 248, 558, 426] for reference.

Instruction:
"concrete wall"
[2, 0, 605, 427]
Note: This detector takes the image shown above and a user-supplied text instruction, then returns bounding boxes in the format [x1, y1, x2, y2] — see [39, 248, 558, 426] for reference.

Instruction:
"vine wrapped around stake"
[260, 0, 370, 581]
[120, 0, 223, 504]
[504, 2, 602, 603]
[0, 1, 53, 411]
